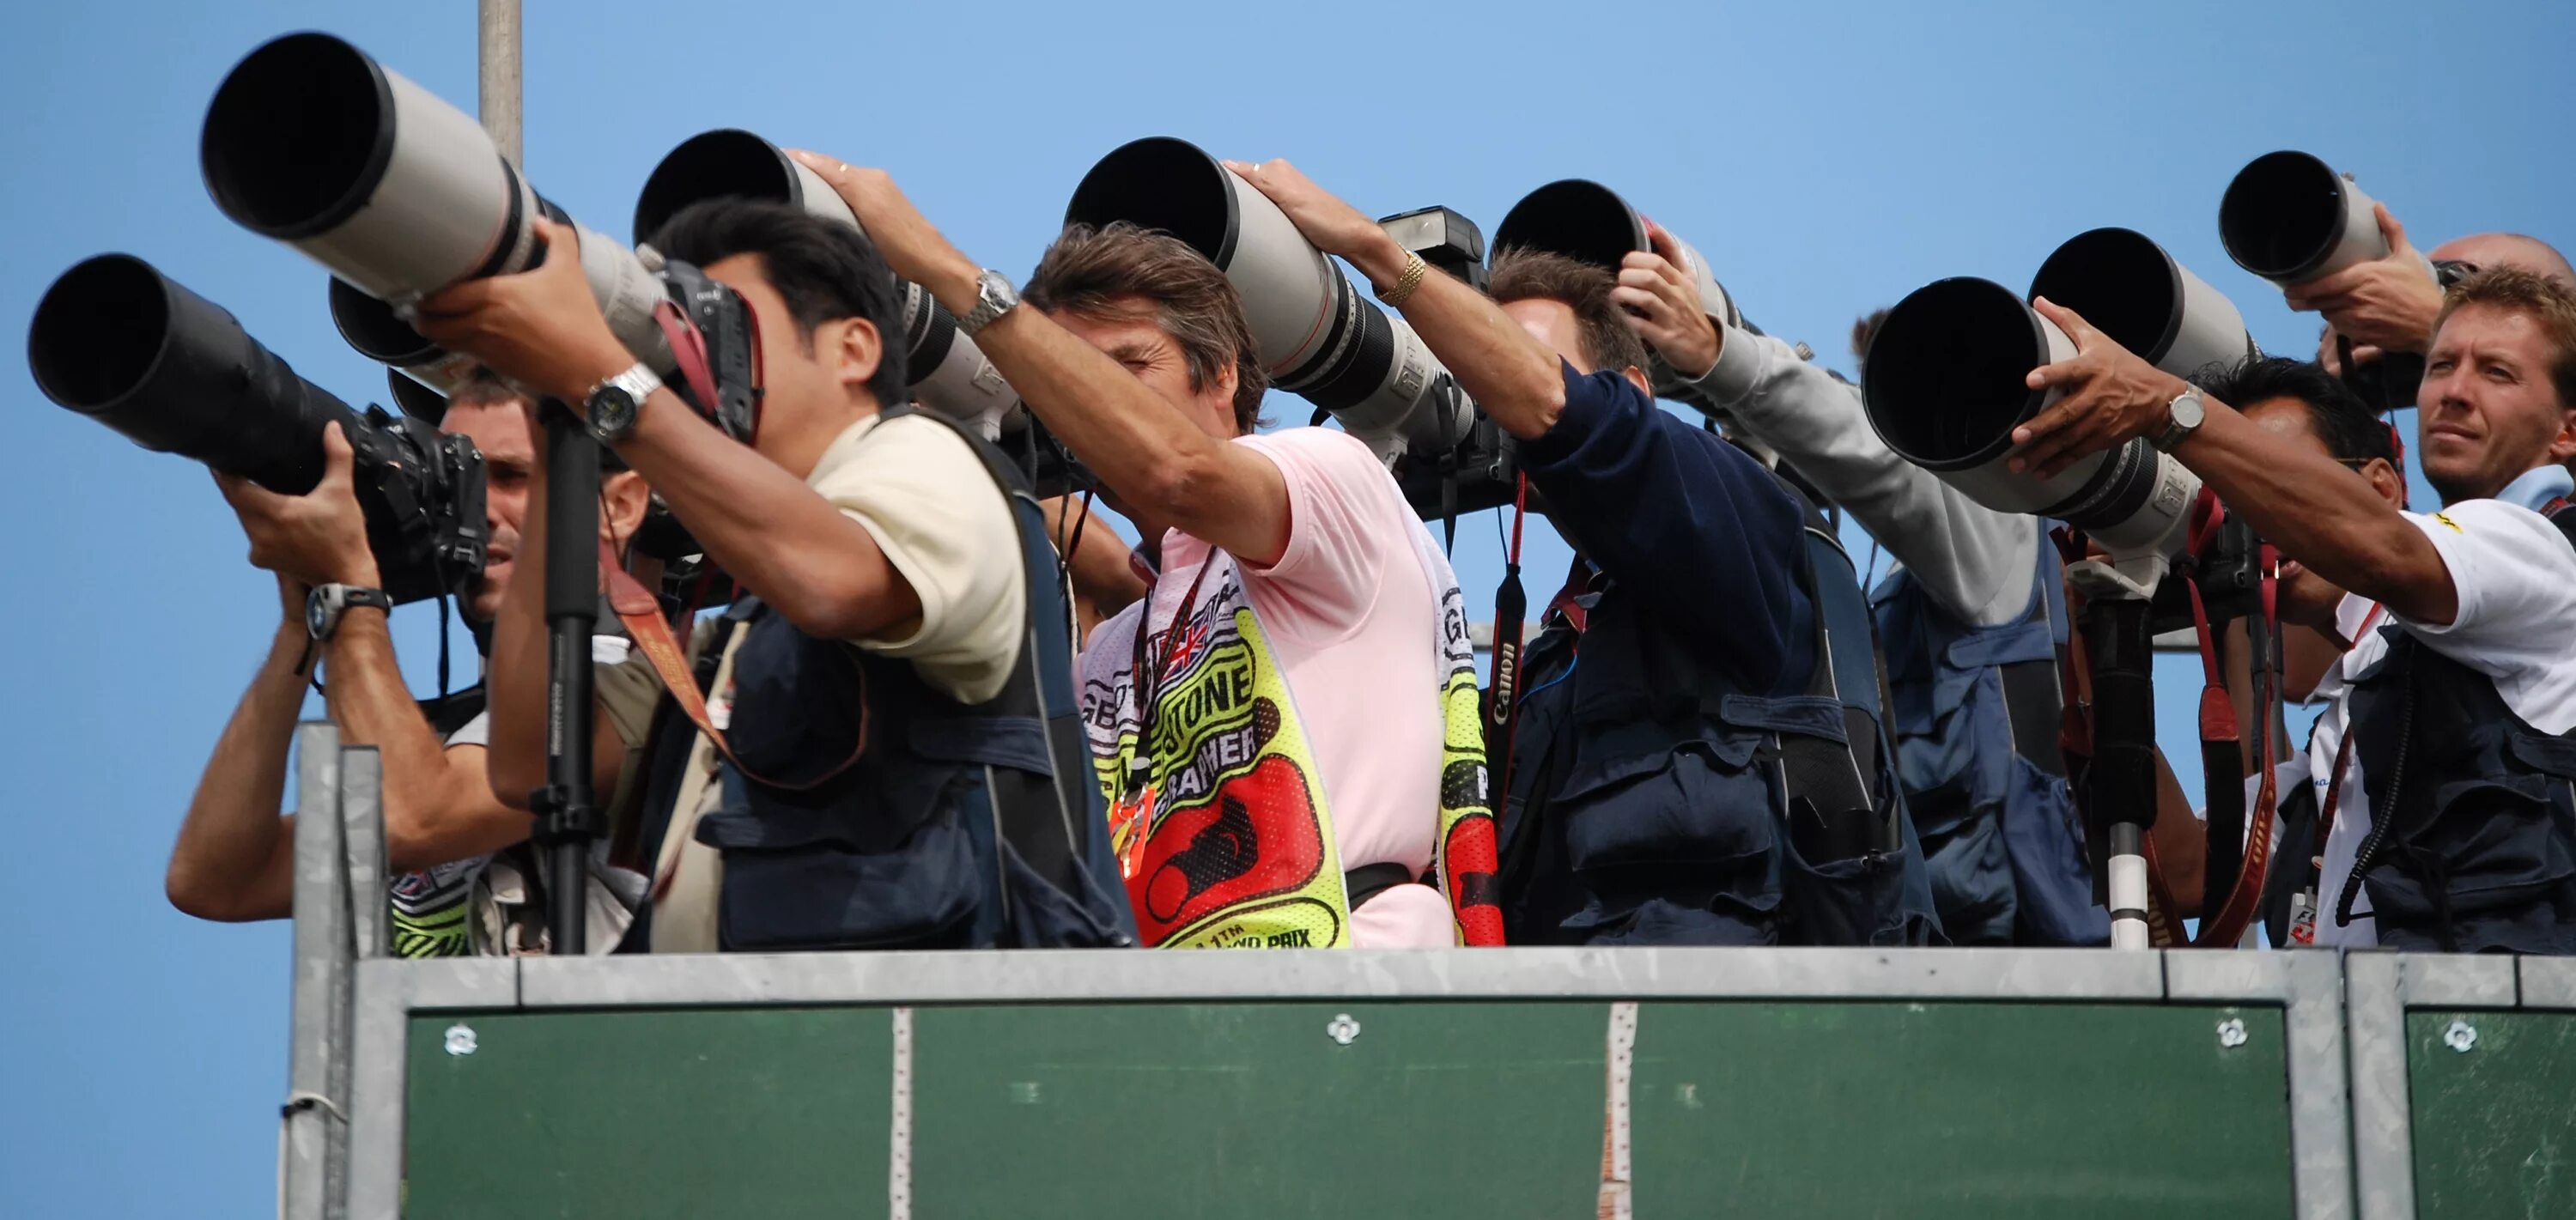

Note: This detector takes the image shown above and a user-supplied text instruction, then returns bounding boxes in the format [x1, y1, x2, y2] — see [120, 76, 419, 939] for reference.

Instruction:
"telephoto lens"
[1493, 179, 1749, 408]
[1065, 137, 1468, 458]
[632, 129, 1023, 434]
[2219, 151, 2395, 287]
[30, 254, 486, 604]
[203, 32, 669, 387]
[2028, 228, 2256, 377]
[1862, 276, 2197, 561]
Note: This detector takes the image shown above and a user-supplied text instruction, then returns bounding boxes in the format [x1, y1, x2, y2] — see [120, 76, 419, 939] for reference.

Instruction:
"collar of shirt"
[2311, 592, 2391, 703]
[2490, 464, 2574, 513]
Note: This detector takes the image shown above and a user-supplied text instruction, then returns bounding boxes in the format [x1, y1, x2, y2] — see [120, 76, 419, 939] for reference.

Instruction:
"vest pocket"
[2367, 772, 2576, 953]
[1777, 832, 1916, 947]
[1553, 737, 1783, 944]
[697, 774, 982, 952]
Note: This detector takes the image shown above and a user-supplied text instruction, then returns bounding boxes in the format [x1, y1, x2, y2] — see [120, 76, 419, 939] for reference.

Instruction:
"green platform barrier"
[350, 950, 2351, 1219]
[2348, 954, 2576, 1220]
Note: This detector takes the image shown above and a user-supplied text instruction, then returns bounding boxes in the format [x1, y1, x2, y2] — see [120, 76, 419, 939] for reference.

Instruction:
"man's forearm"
[321, 612, 512, 869]
[2173, 404, 2452, 622]
[486, 469, 551, 810]
[612, 394, 915, 640]
[961, 303, 1290, 563]
[1351, 235, 1568, 442]
[166, 624, 308, 921]
[487, 435, 679, 816]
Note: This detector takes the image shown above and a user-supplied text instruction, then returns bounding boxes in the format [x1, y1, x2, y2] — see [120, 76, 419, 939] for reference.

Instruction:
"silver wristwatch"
[584, 363, 663, 446]
[957, 269, 1020, 337]
[2153, 386, 2206, 452]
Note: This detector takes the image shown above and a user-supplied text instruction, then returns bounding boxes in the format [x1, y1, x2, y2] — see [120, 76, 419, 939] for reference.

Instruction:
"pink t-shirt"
[1081, 428, 1452, 948]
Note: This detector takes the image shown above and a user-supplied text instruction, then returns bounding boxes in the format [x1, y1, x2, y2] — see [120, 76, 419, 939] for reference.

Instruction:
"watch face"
[306, 587, 331, 640]
[593, 385, 636, 422]
[2175, 394, 2205, 427]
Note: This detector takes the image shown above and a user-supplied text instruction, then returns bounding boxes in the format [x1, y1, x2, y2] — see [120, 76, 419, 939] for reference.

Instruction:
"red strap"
[2192, 544, 2282, 947]
[601, 538, 865, 794]
[652, 300, 726, 430]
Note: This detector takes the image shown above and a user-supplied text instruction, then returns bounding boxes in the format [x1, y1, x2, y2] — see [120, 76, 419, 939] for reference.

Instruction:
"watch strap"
[957, 270, 1018, 337]
[2154, 389, 2202, 452]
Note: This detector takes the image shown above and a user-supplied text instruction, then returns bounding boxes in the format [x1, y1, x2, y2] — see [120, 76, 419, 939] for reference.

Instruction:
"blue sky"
[5, 0, 2571, 1212]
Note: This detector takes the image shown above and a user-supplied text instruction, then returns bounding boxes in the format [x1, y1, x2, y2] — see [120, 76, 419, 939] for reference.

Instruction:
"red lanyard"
[1121, 556, 1217, 798]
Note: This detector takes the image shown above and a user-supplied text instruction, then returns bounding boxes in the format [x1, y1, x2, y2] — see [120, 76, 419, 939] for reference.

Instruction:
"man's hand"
[214, 421, 380, 588]
[413, 217, 635, 405]
[2281, 203, 2443, 355]
[1221, 159, 1406, 284]
[2008, 298, 2195, 479]
[1616, 223, 1721, 378]
[2314, 322, 2385, 380]
[785, 152, 980, 311]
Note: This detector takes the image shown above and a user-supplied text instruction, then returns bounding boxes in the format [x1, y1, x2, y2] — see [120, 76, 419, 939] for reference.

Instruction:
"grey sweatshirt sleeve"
[1668, 324, 2036, 628]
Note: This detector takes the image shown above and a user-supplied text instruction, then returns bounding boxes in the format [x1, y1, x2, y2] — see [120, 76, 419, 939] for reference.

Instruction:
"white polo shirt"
[2309, 466, 2576, 946]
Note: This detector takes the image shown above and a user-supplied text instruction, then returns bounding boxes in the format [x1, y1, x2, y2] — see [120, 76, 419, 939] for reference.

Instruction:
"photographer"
[162, 378, 659, 957]
[777, 155, 1497, 950]
[1619, 246, 2096, 945]
[1227, 160, 1931, 946]
[2015, 268, 2576, 953]
[415, 206, 1131, 954]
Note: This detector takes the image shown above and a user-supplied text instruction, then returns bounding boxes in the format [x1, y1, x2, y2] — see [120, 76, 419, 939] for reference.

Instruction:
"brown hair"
[1024, 222, 1268, 434]
[448, 366, 523, 410]
[1851, 308, 1891, 369]
[2436, 265, 2576, 410]
[1486, 248, 1649, 375]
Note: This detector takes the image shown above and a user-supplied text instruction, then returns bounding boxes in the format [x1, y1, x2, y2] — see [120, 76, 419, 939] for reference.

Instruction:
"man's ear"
[2363, 457, 2409, 510]
[833, 317, 887, 402]
[1620, 365, 1653, 398]
[1210, 359, 1242, 434]
[2548, 407, 2576, 466]
[600, 470, 653, 553]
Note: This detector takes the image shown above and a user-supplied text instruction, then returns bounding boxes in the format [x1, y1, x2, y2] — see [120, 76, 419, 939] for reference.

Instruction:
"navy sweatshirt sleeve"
[1518, 361, 1814, 693]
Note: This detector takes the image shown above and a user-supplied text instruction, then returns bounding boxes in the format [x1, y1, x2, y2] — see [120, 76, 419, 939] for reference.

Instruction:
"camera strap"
[1486, 474, 1531, 808]
[2166, 489, 2284, 948]
[599, 537, 866, 794]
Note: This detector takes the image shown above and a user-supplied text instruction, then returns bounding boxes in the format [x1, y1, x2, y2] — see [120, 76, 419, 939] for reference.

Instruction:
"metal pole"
[533, 404, 603, 953]
[283, 723, 349, 1220]
[478, 0, 522, 164]
[340, 746, 388, 961]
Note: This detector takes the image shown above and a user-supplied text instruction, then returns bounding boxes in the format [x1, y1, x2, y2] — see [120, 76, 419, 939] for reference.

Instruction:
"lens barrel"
[32, 253, 356, 495]
[1066, 137, 1466, 454]
[2219, 151, 2391, 286]
[1862, 276, 2196, 557]
[634, 128, 1018, 430]
[1493, 179, 1743, 404]
[2030, 227, 2255, 377]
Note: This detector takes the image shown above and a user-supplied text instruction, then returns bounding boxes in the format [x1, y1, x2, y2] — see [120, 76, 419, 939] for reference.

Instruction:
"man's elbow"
[763, 564, 901, 643]
[1125, 446, 1231, 527]
[484, 746, 544, 815]
[2349, 523, 2458, 626]
[165, 867, 264, 923]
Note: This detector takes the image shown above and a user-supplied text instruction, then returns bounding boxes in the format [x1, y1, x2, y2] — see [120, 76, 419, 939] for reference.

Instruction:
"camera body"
[343, 405, 489, 604]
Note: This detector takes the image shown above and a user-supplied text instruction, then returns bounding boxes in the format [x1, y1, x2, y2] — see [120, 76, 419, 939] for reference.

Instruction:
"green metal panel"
[908, 1001, 1609, 1217]
[399, 998, 2306, 1217]
[1631, 1001, 2295, 1219]
[2407, 1009, 2576, 1220]
[404, 1007, 893, 1220]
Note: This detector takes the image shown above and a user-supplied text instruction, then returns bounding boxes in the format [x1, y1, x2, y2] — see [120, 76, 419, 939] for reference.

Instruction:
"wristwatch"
[584, 363, 663, 445]
[2153, 386, 2206, 452]
[957, 269, 1020, 337]
[307, 583, 393, 643]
